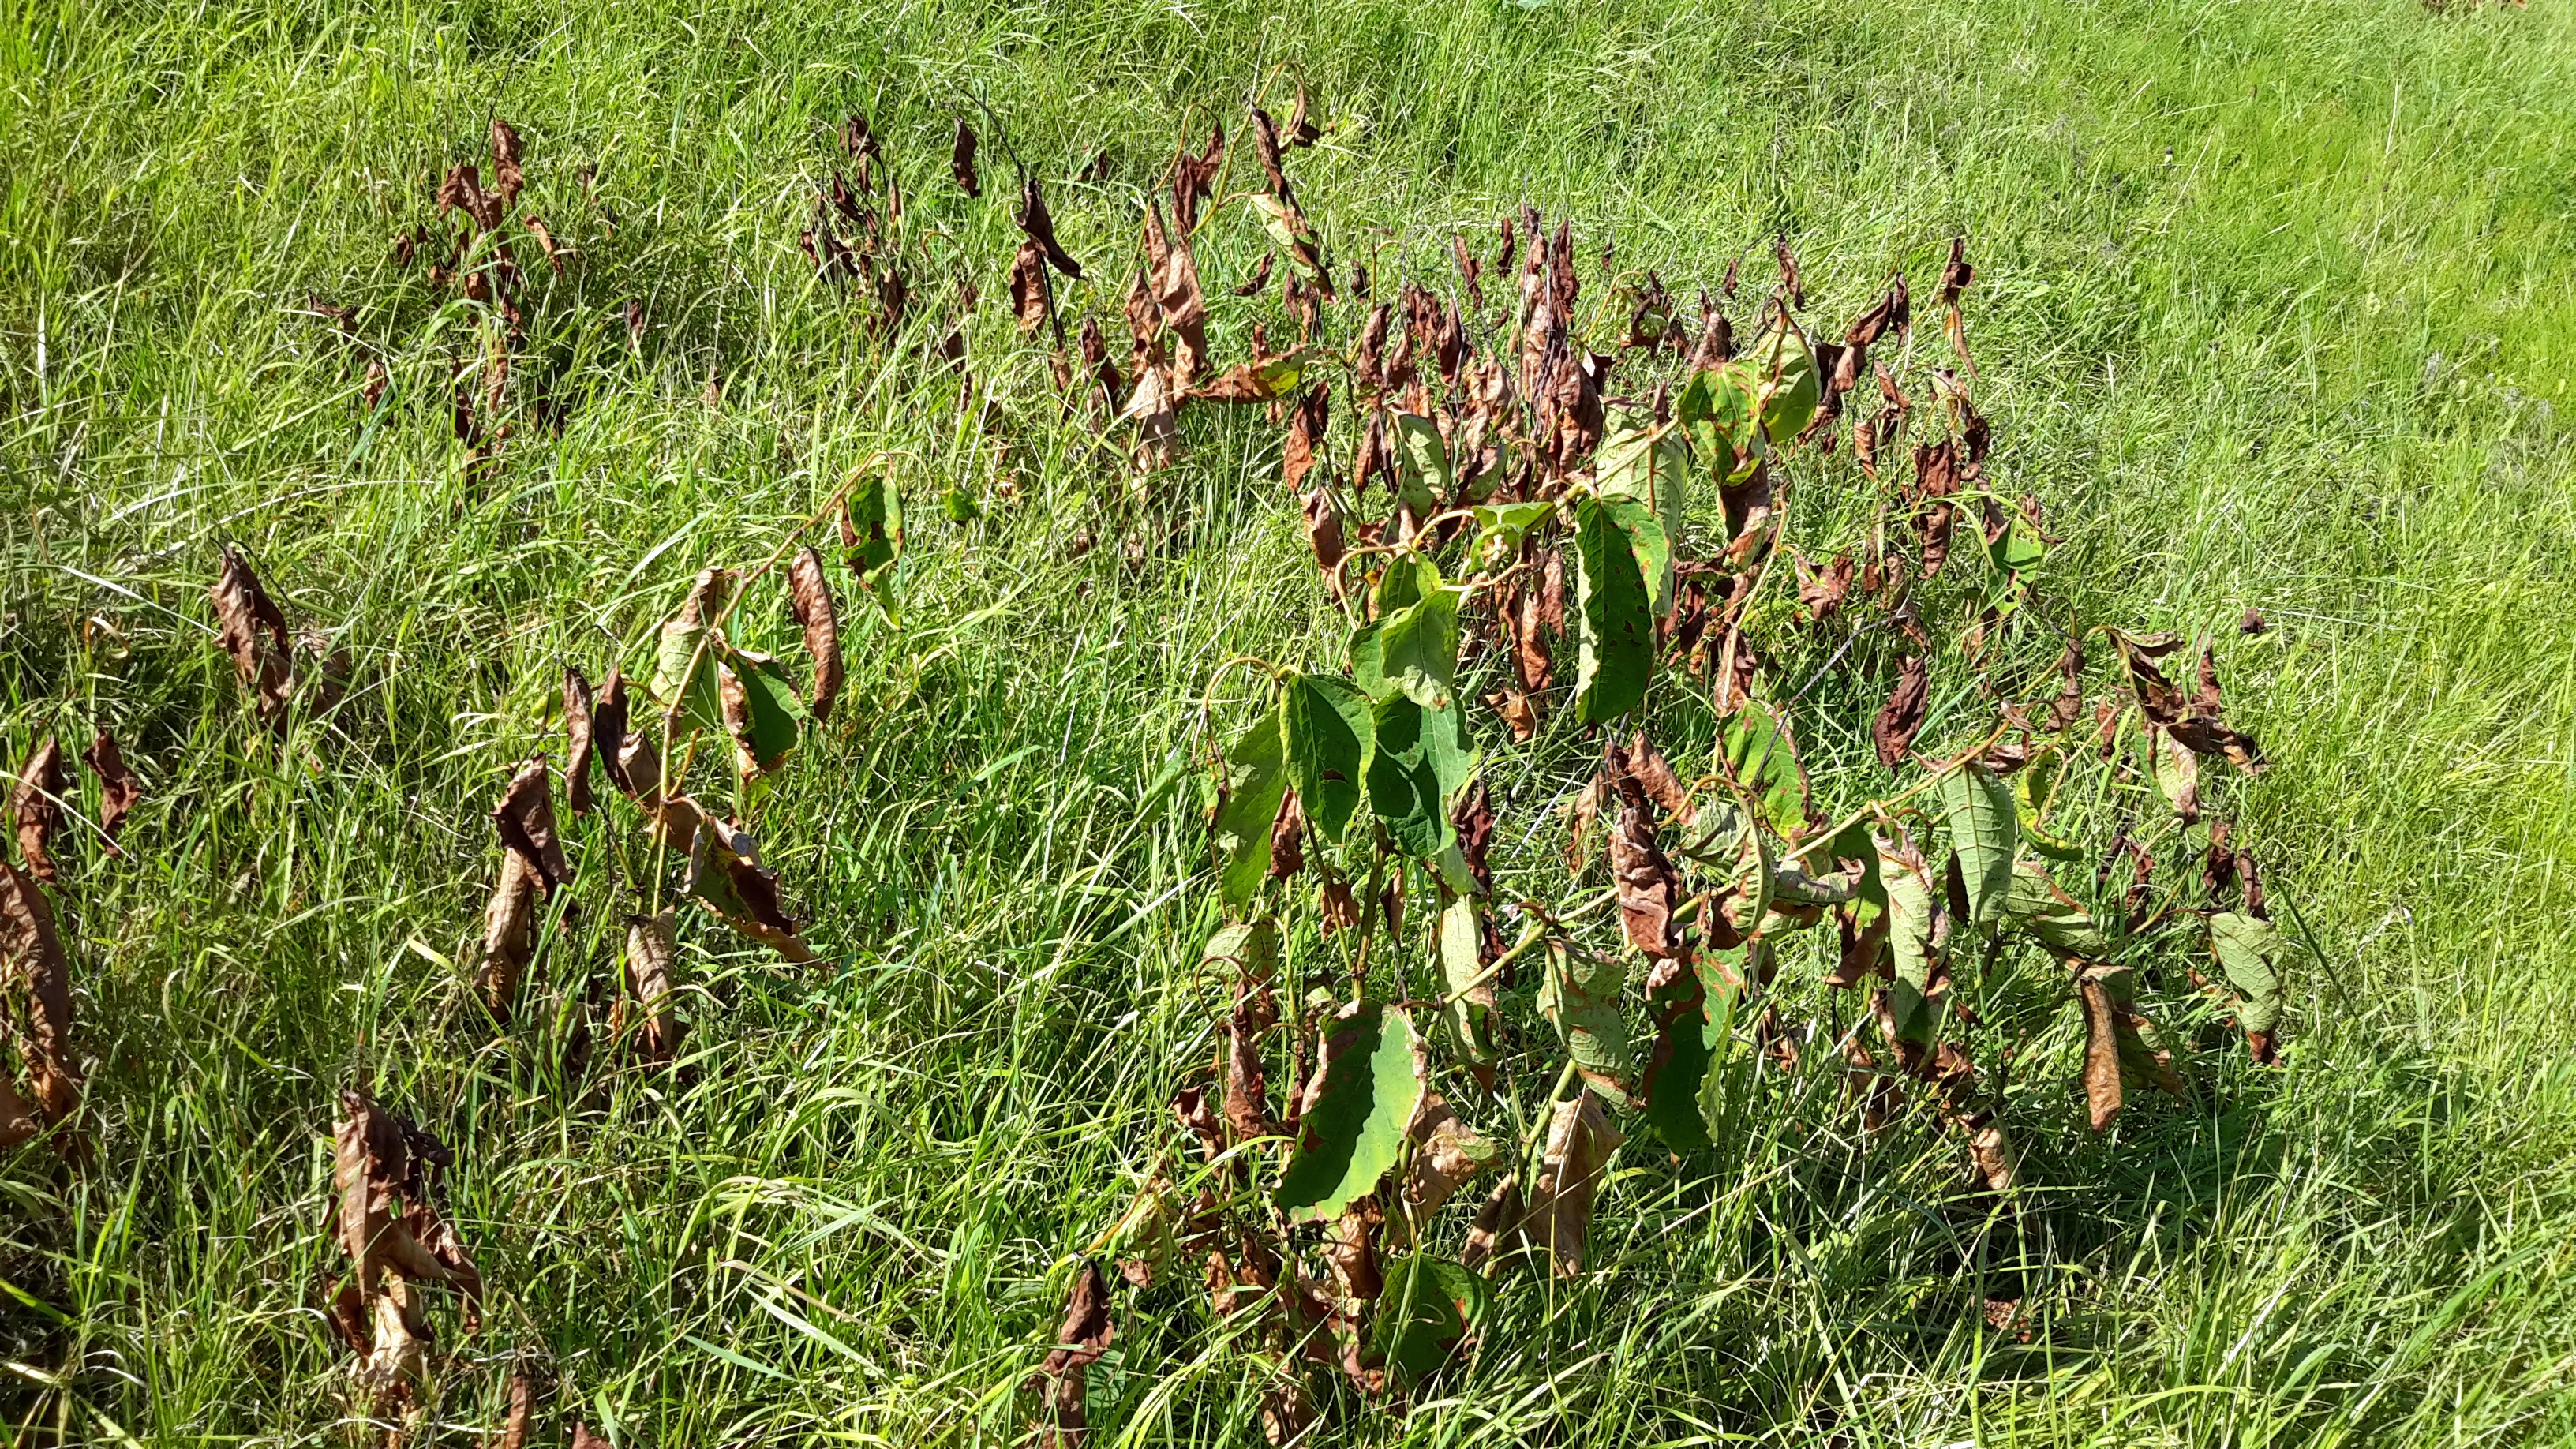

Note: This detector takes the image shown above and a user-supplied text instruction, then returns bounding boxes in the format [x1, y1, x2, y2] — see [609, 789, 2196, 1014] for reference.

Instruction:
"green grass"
[3, 0, 2574, 1443]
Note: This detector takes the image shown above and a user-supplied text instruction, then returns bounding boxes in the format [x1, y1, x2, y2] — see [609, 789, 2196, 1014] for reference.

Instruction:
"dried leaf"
[950, 118, 980, 197]
[593, 671, 633, 796]
[683, 818, 818, 964]
[479, 849, 541, 1020]
[1009, 239, 1051, 335]
[1235, 249, 1275, 298]
[10, 736, 66, 882]
[212, 548, 294, 731]
[562, 668, 598, 816]
[1795, 552, 1855, 623]
[496, 1367, 535, 1449]
[1285, 383, 1329, 492]
[2078, 967, 2124, 1131]
[1873, 653, 1929, 770]
[1017, 174, 1082, 278]
[623, 908, 684, 1061]
[492, 758, 569, 893]
[0, 862, 78, 1128]
[1143, 200, 1209, 385]
[1402, 1095, 1497, 1219]
[1034, 1261, 1116, 1449]
[789, 546, 844, 721]
[1520, 1091, 1624, 1279]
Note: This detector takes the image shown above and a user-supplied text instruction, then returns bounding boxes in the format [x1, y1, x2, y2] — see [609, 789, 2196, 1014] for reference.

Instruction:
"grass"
[2, 0, 2574, 1443]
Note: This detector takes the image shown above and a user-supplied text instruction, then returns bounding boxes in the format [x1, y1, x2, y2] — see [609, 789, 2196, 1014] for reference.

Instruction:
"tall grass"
[2, 0, 2572, 1443]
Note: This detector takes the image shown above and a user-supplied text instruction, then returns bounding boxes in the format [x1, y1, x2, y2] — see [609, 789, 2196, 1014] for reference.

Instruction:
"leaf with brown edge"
[1286, 384, 1330, 493]
[2045, 638, 2085, 733]
[1605, 746, 1684, 960]
[621, 908, 685, 1061]
[563, 668, 599, 816]
[1034, 1260, 1116, 1449]
[683, 816, 818, 964]
[492, 758, 569, 893]
[332, 1088, 482, 1407]
[1009, 240, 1050, 335]
[1284, 83, 1321, 146]
[0, 862, 78, 1130]
[1519, 1091, 1625, 1279]
[789, 546, 844, 721]
[1402, 1094, 1498, 1219]
[1234, 249, 1275, 298]
[11, 736, 66, 882]
[1623, 730, 1692, 826]
[212, 547, 294, 732]
[950, 118, 979, 197]
[1873, 653, 1929, 770]
[1795, 552, 1855, 623]
[1016, 174, 1081, 279]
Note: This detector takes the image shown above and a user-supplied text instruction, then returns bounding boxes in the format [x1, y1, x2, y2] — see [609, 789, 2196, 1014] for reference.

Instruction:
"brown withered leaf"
[1142, 200, 1209, 385]
[1009, 240, 1051, 335]
[1190, 326, 1297, 403]
[1795, 552, 1855, 623]
[1874, 653, 1930, 770]
[333, 1089, 483, 1404]
[622, 908, 685, 1061]
[2241, 608, 2269, 636]
[951, 118, 980, 197]
[1520, 1091, 1624, 1279]
[1460, 1173, 1522, 1272]
[1249, 107, 1294, 203]
[1564, 770, 1612, 874]
[1261, 1373, 1317, 1447]
[1324, 1200, 1383, 1302]
[1773, 235, 1805, 308]
[1035, 1260, 1116, 1449]
[523, 213, 567, 275]
[0, 862, 78, 1129]
[212, 548, 294, 731]
[1606, 746, 1684, 959]
[2046, 638, 2085, 733]
[1171, 123, 1224, 234]
[1939, 237, 1977, 374]
[479, 848, 541, 1020]
[1402, 1095, 1496, 1219]
[496, 1366, 536, 1449]
[1285, 384, 1329, 493]
[1301, 485, 1345, 590]
[1625, 731, 1693, 825]
[1517, 566, 1557, 692]
[1484, 687, 1537, 743]
[1268, 791, 1305, 880]
[624, 298, 646, 349]
[2078, 967, 2124, 1132]
[1318, 871, 1362, 934]
[789, 546, 844, 721]
[593, 670, 633, 796]
[492, 758, 569, 893]
[563, 668, 598, 816]
[11, 736, 66, 883]
[1452, 232, 1485, 312]
[1847, 275, 1911, 347]
[1078, 316, 1122, 414]
[489, 118, 525, 208]
[1284, 83, 1321, 146]
[1017, 174, 1082, 278]
[81, 730, 141, 850]
[1453, 777, 1497, 895]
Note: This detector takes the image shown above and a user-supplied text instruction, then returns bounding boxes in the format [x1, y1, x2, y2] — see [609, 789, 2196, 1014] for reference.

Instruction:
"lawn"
[2, 0, 2574, 1443]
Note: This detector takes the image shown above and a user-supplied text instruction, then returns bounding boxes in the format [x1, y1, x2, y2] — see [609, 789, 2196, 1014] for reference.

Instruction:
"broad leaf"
[1372, 1256, 1486, 1387]
[1277, 1005, 1422, 1222]
[1718, 702, 1811, 837]
[717, 647, 807, 777]
[1436, 893, 1501, 1070]
[2209, 912, 2285, 1035]
[1750, 316, 1820, 447]
[1282, 674, 1375, 841]
[1571, 497, 1653, 724]
[1939, 763, 2018, 927]
[1596, 409, 1688, 603]
[651, 618, 725, 736]
[1391, 412, 1450, 516]
[1677, 362, 1765, 483]
[1879, 838, 1943, 1045]
[1641, 959, 1723, 1149]
[1379, 586, 1461, 710]
[2015, 746, 2084, 860]
[1595, 492, 1672, 614]
[1539, 942, 1636, 1108]
[1212, 702, 1290, 907]
[2004, 859, 2108, 959]
[1365, 695, 1471, 859]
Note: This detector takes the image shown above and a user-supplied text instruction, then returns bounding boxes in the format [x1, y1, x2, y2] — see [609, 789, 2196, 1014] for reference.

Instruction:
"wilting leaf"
[683, 817, 818, 964]
[80, 731, 141, 848]
[2077, 964, 2125, 1131]
[950, 118, 979, 197]
[593, 670, 633, 796]
[1939, 763, 2016, 928]
[1571, 497, 1653, 724]
[841, 469, 904, 606]
[2149, 725, 2200, 820]
[1277, 1005, 1423, 1223]
[790, 546, 844, 721]
[1365, 695, 1471, 860]
[623, 908, 684, 1061]
[1202, 918, 1281, 985]
[1677, 363, 1764, 483]
[1033, 1260, 1115, 1449]
[1520, 1091, 1625, 1279]
[1214, 702, 1290, 906]
[1378, 582, 1461, 711]
[1540, 941, 1638, 1108]
[1282, 674, 1373, 841]
[10, 736, 65, 883]
[1009, 240, 1050, 334]
[1595, 414, 1688, 603]
[479, 848, 542, 1020]
[211, 547, 294, 731]
[1718, 703, 1811, 837]
[1372, 1256, 1485, 1389]
[1144, 200, 1210, 384]
[331, 1089, 482, 1404]
[2004, 859, 2106, 959]
[1017, 174, 1081, 278]
[1878, 837, 1945, 1046]
[1403, 1093, 1499, 1219]
[0, 863, 78, 1129]
[1873, 655, 1929, 771]
[717, 648, 807, 777]
[563, 668, 599, 816]
[491, 758, 569, 897]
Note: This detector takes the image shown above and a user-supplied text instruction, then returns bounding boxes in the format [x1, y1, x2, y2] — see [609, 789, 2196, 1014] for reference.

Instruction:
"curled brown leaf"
[790, 546, 844, 721]
[11, 736, 66, 882]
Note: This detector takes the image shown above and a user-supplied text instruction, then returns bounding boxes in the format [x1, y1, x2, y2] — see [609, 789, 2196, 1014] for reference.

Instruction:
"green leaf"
[848, 471, 902, 575]
[2209, 912, 2285, 1034]
[1676, 363, 1765, 483]
[1718, 702, 1811, 837]
[1990, 516, 2046, 572]
[1379, 586, 1461, 710]
[1571, 497, 1654, 725]
[1880, 840, 1943, 1045]
[1365, 695, 1470, 859]
[1641, 960, 1721, 1149]
[1276, 1005, 1423, 1222]
[2005, 859, 2108, 959]
[2015, 747, 2085, 861]
[1201, 919, 1282, 983]
[1539, 941, 1636, 1108]
[1373, 554, 1436, 619]
[1211, 701, 1290, 908]
[1391, 412, 1450, 516]
[1750, 316, 1820, 447]
[1372, 1256, 1486, 1387]
[1596, 410, 1688, 603]
[1282, 674, 1375, 841]
[1594, 492, 1672, 614]
[1349, 617, 1391, 701]
[1939, 763, 2019, 928]
[1437, 892, 1502, 1069]
[717, 647, 807, 775]
[651, 618, 727, 736]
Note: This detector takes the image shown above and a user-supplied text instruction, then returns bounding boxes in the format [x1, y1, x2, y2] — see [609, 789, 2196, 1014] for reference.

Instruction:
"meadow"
[2, 0, 2574, 1443]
